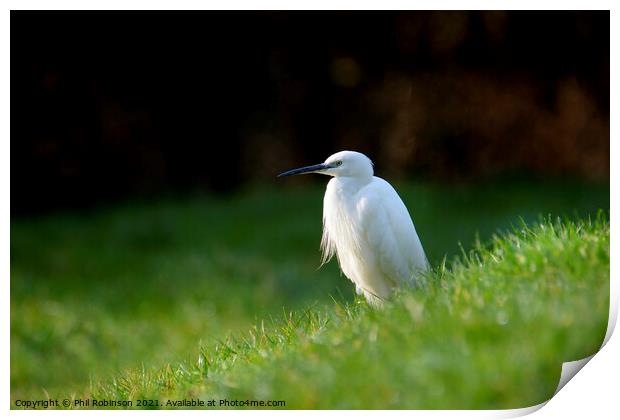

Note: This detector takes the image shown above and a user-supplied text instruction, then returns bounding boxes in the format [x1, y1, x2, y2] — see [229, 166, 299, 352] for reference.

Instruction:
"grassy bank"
[11, 181, 609, 408]
[89, 215, 609, 409]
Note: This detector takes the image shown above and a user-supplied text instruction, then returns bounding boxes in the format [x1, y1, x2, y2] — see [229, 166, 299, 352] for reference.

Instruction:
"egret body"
[278, 151, 428, 306]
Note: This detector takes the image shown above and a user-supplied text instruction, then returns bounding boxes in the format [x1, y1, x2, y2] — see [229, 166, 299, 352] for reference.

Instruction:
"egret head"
[278, 151, 374, 180]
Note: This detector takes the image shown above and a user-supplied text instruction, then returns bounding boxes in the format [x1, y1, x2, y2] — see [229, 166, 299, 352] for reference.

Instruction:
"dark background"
[11, 11, 609, 215]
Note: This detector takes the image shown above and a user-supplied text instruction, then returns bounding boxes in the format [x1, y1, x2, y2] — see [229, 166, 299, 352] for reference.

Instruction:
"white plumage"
[279, 150, 428, 306]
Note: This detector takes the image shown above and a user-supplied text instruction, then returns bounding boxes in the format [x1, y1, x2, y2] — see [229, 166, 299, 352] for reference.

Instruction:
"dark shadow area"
[11, 11, 609, 215]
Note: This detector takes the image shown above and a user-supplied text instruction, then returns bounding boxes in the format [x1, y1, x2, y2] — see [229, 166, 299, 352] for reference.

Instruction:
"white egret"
[278, 151, 429, 306]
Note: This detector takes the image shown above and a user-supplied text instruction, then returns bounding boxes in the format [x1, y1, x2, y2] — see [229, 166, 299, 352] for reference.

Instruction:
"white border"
[3, 3, 616, 420]
[1, 0, 617, 11]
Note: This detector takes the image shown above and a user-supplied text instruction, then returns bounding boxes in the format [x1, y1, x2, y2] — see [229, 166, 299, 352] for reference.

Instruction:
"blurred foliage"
[11, 181, 609, 403]
[11, 11, 609, 214]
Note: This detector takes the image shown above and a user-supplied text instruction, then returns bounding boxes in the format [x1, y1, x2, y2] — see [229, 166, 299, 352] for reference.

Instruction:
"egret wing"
[356, 186, 411, 290]
[358, 178, 428, 289]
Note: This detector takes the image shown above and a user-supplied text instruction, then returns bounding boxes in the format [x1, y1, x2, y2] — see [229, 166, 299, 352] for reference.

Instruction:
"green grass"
[10, 181, 609, 408]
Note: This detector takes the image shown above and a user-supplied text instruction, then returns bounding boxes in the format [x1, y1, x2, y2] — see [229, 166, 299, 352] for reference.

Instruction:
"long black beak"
[277, 163, 330, 177]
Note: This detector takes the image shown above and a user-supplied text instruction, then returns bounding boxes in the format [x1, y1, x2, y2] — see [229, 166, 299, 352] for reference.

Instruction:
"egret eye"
[336, 160, 343, 166]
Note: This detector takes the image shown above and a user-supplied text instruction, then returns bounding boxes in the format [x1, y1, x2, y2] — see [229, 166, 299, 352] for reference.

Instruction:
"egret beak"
[277, 163, 331, 177]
